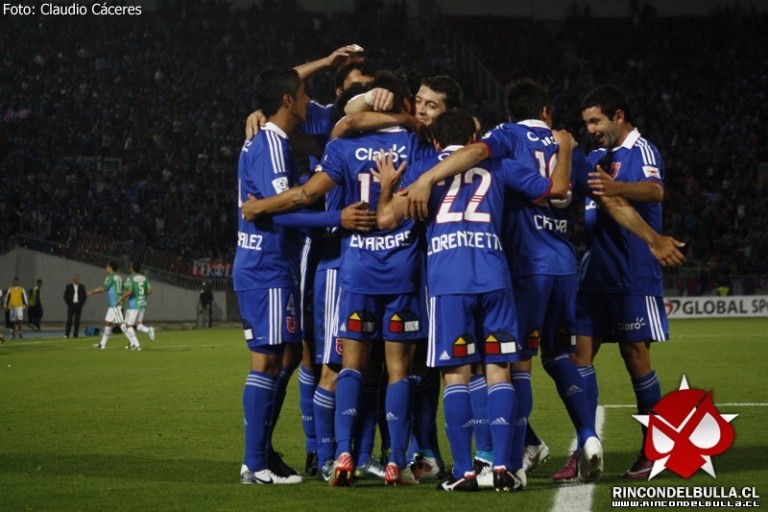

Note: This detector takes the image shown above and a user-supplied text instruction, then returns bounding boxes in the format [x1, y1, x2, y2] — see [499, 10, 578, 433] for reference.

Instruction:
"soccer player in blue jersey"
[374, 110, 576, 491]
[236, 67, 376, 485]
[241, 70, 434, 487]
[88, 262, 132, 350]
[243, 47, 377, 478]
[574, 84, 683, 480]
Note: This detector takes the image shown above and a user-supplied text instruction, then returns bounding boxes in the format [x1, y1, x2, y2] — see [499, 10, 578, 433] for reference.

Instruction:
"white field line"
[551, 405, 605, 512]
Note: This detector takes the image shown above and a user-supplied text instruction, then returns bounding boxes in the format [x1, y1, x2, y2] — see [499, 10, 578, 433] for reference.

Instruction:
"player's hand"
[552, 129, 577, 151]
[588, 165, 620, 196]
[370, 149, 406, 190]
[241, 193, 261, 221]
[649, 235, 686, 267]
[326, 44, 365, 67]
[364, 88, 394, 112]
[245, 110, 267, 140]
[401, 173, 432, 222]
[340, 201, 377, 232]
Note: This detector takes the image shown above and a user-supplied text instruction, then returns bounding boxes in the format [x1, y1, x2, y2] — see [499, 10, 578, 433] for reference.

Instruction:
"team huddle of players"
[233, 45, 685, 491]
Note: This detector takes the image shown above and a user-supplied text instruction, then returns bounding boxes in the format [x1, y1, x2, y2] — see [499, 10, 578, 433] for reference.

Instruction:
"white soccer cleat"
[240, 465, 302, 485]
[523, 441, 550, 473]
[579, 436, 603, 483]
[148, 327, 155, 342]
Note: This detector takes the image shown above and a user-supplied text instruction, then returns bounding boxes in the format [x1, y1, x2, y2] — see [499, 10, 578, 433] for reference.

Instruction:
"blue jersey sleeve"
[481, 123, 516, 159]
[272, 209, 342, 229]
[319, 139, 346, 186]
[497, 159, 552, 201]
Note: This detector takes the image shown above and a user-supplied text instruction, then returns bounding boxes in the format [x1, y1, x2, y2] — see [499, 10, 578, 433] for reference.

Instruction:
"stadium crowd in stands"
[1, 1, 766, 293]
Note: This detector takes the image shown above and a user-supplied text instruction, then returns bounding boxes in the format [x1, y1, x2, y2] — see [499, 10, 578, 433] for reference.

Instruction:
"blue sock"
[313, 386, 336, 464]
[632, 370, 661, 443]
[298, 365, 317, 453]
[576, 364, 598, 429]
[443, 384, 473, 478]
[268, 368, 294, 451]
[385, 377, 413, 468]
[469, 374, 492, 458]
[377, 381, 390, 460]
[487, 382, 516, 470]
[411, 371, 441, 460]
[355, 383, 379, 465]
[510, 371, 532, 470]
[544, 354, 596, 447]
[242, 371, 276, 472]
[525, 423, 541, 446]
[334, 369, 362, 457]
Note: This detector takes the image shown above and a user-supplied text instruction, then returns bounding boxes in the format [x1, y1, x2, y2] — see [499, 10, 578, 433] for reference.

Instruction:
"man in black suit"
[64, 273, 87, 338]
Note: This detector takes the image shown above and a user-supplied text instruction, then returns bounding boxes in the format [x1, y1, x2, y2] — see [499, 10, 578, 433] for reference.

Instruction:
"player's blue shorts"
[237, 287, 302, 352]
[300, 237, 320, 346]
[313, 267, 343, 366]
[514, 274, 576, 357]
[575, 292, 669, 343]
[336, 288, 427, 342]
[426, 288, 520, 368]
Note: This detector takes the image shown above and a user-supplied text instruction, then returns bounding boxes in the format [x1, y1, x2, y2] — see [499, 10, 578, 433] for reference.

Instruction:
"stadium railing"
[6, 233, 232, 292]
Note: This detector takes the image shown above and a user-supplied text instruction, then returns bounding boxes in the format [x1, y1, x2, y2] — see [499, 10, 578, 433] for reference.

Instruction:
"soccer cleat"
[552, 450, 581, 482]
[579, 436, 604, 482]
[436, 472, 479, 492]
[240, 465, 302, 485]
[623, 452, 654, 480]
[317, 459, 334, 482]
[473, 457, 493, 488]
[493, 468, 525, 492]
[305, 451, 318, 476]
[523, 441, 551, 473]
[409, 455, 446, 481]
[330, 452, 354, 487]
[384, 462, 419, 486]
[354, 457, 386, 480]
[93, 343, 104, 350]
[268, 449, 299, 477]
[148, 327, 156, 342]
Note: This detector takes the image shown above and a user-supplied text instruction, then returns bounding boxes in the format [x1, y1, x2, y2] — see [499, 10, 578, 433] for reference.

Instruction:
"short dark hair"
[505, 78, 550, 122]
[420, 75, 464, 110]
[581, 84, 633, 123]
[255, 67, 301, 117]
[334, 60, 377, 91]
[108, 261, 119, 272]
[431, 110, 476, 148]
[396, 66, 423, 101]
[131, 262, 141, 273]
[369, 70, 411, 113]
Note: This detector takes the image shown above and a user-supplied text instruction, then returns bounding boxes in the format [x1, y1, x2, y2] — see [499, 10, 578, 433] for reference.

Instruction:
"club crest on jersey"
[389, 311, 420, 334]
[285, 315, 298, 334]
[272, 177, 289, 193]
[346, 311, 375, 334]
[452, 335, 476, 358]
[335, 337, 343, 356]
[556, 327, 574, 347]
[485, 332, 517, 355]
[526, 330, 540, 351]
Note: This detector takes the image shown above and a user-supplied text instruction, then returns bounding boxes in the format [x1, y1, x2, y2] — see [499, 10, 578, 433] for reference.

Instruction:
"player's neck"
[268, 111, 299, 136]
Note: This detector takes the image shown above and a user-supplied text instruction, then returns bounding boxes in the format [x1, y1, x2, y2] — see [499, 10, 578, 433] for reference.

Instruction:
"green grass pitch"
[1, 318, 766, 511]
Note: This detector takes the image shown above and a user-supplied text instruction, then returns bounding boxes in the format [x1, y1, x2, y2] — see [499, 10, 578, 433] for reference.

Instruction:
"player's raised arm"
[330, 111, 418, 140]
[547, 129, 577, 200]
[370, 150, 409, 230]
[293, 44, 364, 81]
[402, 141, 490, 221]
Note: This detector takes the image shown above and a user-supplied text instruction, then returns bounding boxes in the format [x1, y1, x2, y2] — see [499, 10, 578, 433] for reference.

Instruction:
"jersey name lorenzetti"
[482, 121, 576, 277]
[320, 128, 433, 294]
[234, 123, 300, 291]
[577, 128, 664, 295]
[403, 147, 552, 296]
